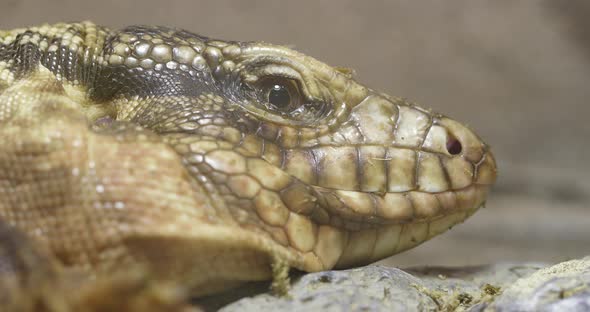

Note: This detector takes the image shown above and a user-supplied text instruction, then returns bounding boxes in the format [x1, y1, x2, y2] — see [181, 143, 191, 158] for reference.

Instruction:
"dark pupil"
[268, 84, 291, 108]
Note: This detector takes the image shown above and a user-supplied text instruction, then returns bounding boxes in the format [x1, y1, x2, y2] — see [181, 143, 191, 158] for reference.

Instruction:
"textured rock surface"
[197, 257, 590, 311]
[488, 257, 590, 312]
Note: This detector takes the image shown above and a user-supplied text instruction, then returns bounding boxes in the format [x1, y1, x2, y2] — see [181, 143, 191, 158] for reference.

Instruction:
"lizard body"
[0, 22, 496, 310]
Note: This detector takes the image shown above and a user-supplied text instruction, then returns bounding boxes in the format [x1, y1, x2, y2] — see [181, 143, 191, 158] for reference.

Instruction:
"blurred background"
[1, 1, 588, 267]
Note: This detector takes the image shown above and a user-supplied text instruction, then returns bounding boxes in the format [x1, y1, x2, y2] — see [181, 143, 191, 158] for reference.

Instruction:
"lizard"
[0, 22, 497, 310]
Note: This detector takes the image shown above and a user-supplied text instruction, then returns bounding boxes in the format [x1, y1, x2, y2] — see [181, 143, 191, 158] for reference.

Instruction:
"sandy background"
[1, 1, 588, 267]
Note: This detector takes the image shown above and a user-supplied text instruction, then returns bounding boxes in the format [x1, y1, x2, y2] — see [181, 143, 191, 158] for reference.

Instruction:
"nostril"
[446, 135, 462, 155]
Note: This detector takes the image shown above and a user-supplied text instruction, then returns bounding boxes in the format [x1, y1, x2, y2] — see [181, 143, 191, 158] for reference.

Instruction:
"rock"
[195, 257, 590, 311]
[488, 257, 590, 312]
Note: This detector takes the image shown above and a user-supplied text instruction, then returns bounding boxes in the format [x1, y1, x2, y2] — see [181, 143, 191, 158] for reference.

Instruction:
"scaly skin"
[0, 22, 497, 306]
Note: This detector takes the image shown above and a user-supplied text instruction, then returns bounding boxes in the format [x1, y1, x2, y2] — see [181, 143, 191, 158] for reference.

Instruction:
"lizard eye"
[268, 84, 291, 108]
[257, 77, 303, 112]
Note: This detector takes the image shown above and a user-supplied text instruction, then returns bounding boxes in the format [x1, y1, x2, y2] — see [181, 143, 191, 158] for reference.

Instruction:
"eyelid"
[260, 65, 301, 80]
[242, 64, 302, 84]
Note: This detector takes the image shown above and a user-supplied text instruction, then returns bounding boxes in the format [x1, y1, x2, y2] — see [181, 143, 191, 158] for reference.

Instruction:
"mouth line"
[308, 180, 494, 196]
[305, 183, 491, 229]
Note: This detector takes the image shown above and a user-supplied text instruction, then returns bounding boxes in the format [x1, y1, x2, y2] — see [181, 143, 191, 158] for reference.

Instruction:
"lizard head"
[93, 26, 497, 270]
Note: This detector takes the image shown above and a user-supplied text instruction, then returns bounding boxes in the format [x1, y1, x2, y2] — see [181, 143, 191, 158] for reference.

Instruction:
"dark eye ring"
[258, 77, 302, 112]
